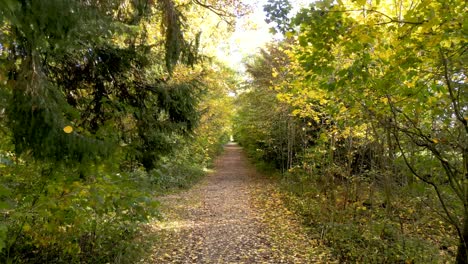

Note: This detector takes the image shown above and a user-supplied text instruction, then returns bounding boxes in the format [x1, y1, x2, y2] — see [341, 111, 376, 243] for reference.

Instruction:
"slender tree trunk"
[456, 211, 468, 263]
[385, 118, 395, 171]
[457, 150, 468, 263]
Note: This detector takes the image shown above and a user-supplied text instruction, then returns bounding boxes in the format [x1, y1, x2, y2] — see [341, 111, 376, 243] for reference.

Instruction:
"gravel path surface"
[141, 143, 331, 263]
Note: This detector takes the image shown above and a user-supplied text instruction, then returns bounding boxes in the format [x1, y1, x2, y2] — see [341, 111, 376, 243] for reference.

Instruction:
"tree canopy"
[0, 0, 243, 262]
[235, 0, 467, 262]
[0, 0, 467, 262]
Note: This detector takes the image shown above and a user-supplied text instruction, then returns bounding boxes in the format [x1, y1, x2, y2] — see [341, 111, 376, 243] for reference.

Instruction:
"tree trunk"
[456, 212, 468, 263]
[459, 150, 468, 263]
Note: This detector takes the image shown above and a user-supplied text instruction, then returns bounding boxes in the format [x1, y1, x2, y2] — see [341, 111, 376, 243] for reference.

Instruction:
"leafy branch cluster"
[0, 0, 242, 262]
[235, 0, 466, 262]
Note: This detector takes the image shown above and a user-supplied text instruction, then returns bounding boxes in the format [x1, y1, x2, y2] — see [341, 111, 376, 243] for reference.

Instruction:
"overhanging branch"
[314, 8, 428, 25]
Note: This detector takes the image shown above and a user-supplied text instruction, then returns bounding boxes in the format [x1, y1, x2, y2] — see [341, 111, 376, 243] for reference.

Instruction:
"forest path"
[141, 143, 332, 263]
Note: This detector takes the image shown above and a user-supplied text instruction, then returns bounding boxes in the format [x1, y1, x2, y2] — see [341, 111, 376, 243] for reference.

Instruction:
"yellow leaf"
[404, 80, 415, 88]
[432, 138, 439, 144]
[319, 98, 328, 105]
[356, 0, 367, 5]
[63, 126, 73, 134]
[440, 39, 451, 48]
[380, 97, 388, 104]
[23, 223, 31, 232]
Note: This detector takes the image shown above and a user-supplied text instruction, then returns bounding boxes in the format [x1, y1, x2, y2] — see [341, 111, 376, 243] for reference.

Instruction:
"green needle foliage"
[1, 0, 201, 166]
[0, 0, 238, 262]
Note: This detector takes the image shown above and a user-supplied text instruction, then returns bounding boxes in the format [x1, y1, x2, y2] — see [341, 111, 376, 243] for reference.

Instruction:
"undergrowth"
[245, 155, 457, 263]
[276, 169, 458, 263]
[0, 144, 224, 263]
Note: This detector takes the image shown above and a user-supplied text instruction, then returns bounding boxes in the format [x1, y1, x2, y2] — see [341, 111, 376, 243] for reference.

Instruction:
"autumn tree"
[287, 1, 467, 261]
[236, 0, 466, 262]
[0, 0, 246, 262]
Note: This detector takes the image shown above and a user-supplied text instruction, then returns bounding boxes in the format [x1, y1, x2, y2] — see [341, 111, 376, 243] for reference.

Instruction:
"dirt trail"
[141, 143, 330, 263]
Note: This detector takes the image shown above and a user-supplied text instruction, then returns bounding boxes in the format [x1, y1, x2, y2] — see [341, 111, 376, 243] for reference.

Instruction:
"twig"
[313, 8, 428, 25]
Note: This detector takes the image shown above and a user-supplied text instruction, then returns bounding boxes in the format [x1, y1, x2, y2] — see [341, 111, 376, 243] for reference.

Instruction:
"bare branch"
[440, 49, 468, 135]
[191, 0, 250, 26]
[192, 0, 235, 17]
[315, 8, 428, 25]
[391, 110, 463, 237]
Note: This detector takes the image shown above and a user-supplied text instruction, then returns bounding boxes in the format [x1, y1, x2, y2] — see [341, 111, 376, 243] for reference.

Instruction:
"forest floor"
[139, 143, 334, 263]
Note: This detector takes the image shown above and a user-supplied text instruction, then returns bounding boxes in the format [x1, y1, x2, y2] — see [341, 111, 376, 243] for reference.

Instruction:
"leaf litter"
[140, 143, 335, 263]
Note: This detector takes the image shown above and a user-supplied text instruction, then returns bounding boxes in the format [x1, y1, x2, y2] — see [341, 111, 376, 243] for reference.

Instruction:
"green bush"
[0, 162, 160, 263]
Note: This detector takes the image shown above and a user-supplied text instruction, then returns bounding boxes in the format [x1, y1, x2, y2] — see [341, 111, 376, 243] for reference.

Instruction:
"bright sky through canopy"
[219, 0, 312, 69]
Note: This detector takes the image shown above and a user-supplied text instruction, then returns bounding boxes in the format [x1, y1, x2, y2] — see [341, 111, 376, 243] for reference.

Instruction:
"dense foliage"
[235, 0, 467, 262]
[1, 0, 466, 262]
[0, 0, 239, 262]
